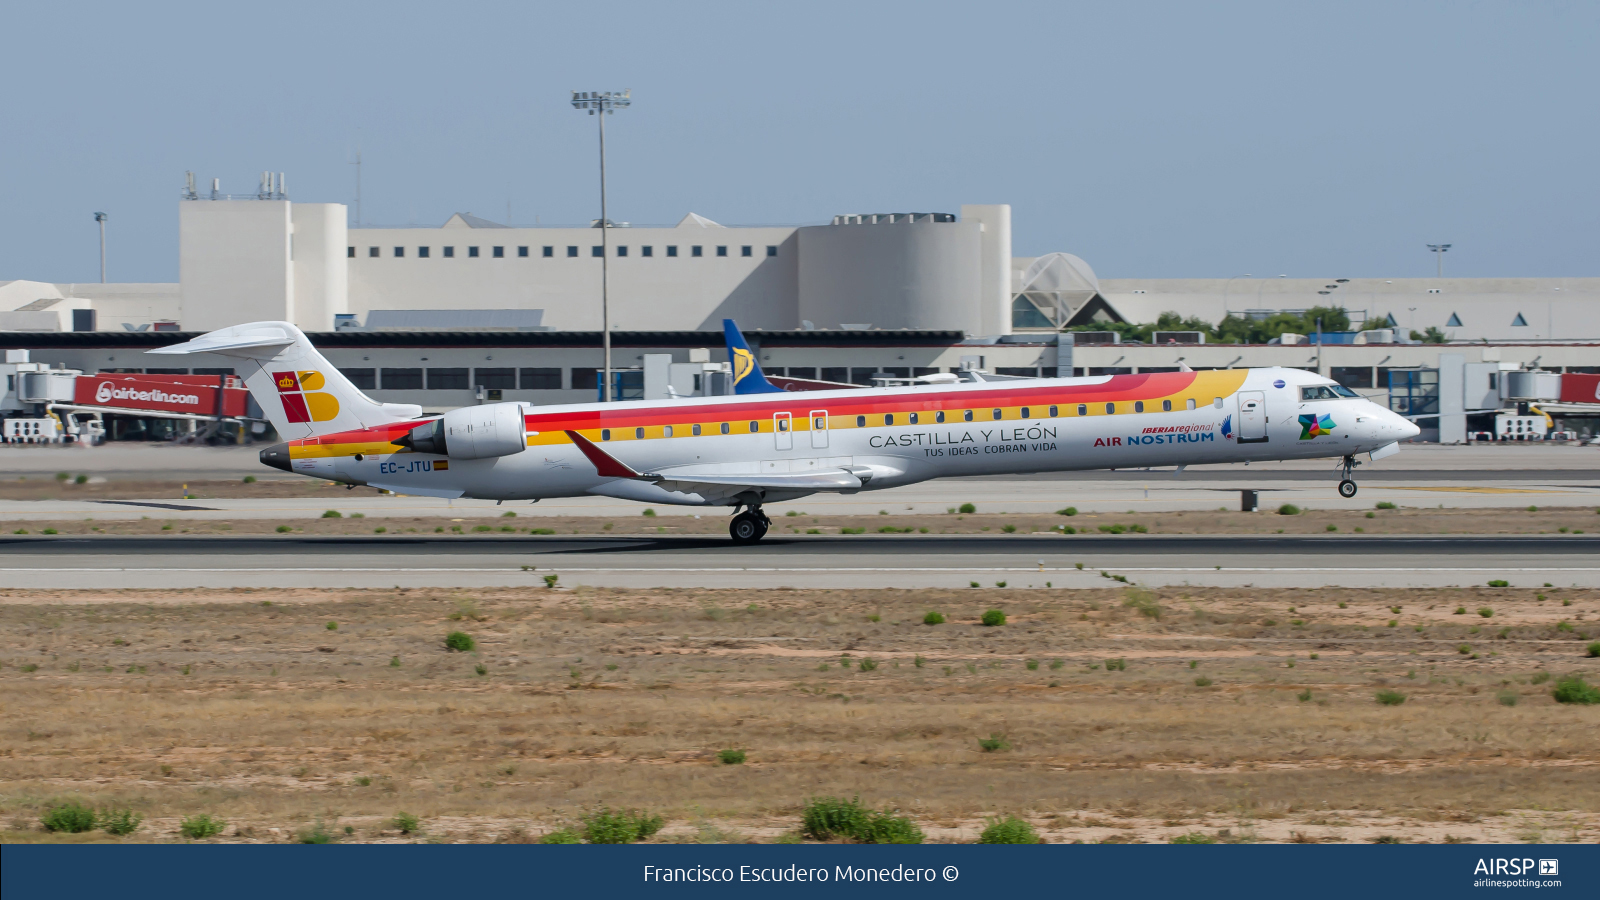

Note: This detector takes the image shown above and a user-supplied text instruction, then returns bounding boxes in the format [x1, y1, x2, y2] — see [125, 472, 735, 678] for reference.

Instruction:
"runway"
[4, 533, 1597, 590]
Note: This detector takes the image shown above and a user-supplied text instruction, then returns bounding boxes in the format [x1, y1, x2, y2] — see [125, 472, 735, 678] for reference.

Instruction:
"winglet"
[722, 318, 784, 394]
[564, 430, 644, 478]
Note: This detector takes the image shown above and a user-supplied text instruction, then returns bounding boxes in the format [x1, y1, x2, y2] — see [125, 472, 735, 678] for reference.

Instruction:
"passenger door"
[809, 410, 829, 449]
[1237, 391, 1268, 443]
[773, 411, 793, 450]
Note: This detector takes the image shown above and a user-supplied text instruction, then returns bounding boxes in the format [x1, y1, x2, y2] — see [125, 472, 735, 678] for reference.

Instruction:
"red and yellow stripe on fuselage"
[286, 370, 1249, 460]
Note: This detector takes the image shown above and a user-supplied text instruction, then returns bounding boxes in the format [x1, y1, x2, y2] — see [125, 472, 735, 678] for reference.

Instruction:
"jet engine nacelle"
[399, 403, 526, 459]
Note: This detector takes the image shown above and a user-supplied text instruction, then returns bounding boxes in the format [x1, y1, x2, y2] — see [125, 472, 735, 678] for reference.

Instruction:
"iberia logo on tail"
[273, 370, 340, 423]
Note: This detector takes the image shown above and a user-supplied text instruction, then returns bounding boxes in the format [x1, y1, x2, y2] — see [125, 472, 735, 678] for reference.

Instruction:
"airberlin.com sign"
[74, 376, 215, 413]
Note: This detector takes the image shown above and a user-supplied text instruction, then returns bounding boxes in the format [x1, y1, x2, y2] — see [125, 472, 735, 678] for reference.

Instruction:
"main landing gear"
[729, 508, 771, 545]
[1337, 454, 1360, 498]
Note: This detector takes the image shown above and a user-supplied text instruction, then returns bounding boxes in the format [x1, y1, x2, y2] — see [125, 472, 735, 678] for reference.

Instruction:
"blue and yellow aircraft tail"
[722, 319, 784, 394]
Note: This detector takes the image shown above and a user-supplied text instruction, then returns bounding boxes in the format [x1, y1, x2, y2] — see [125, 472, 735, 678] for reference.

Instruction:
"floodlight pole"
[1427, 243, 1450, 278]
[572, 90, 631, 401]
[94, 212, 108, 283]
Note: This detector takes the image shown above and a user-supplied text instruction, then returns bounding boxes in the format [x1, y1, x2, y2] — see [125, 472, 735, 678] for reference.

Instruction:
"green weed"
[977, 816, 1039, 844]
[1551, 675, 1600, 705]
[582, 808, 665, 844]
[40, 802, 97, 833]
[179, 814, 227, 839]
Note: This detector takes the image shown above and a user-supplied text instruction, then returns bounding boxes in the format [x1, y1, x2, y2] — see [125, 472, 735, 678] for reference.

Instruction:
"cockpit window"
[1332, 384, 1360, 398]
[1300, 385, 1344, 401]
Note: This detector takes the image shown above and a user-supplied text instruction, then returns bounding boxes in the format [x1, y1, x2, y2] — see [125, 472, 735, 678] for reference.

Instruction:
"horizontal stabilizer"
[147, 326, 297, 356]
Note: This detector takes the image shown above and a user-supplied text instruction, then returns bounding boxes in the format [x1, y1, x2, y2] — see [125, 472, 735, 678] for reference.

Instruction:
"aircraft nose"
[1381, 409, 1420, 440]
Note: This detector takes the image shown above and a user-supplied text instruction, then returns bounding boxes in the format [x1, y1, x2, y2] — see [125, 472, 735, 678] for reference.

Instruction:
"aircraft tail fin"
[721, 318, 784, 394]
[147, 321, 423, 440]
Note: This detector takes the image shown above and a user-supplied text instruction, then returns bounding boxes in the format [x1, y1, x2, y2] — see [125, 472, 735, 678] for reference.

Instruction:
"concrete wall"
[290, 204, 347, 332]
[796, 220, 983, 332]
[346, 223, 799, 331]
[59, 284, 181, 329]
[961, 204, 1013, 336]
[179, 200, 293, 332]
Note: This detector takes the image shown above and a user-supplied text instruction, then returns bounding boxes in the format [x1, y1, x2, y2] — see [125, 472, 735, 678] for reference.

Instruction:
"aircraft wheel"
[730, 512, 765, 545]
[1338, 479, 1358, 498]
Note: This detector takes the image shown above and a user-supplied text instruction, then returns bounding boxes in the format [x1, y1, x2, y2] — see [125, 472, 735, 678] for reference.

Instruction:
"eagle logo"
[1298, 413, 1335, 439]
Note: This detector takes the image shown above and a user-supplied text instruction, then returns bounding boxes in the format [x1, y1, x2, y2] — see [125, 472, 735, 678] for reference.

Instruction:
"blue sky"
[2, 1, 1595, 284]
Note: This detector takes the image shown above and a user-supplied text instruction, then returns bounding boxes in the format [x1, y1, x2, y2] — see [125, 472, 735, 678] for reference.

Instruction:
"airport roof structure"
[2, 329, 972, 350]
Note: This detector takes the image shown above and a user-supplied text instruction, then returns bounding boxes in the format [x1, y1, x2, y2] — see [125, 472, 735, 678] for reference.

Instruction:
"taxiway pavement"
[4, 533, 1596, 591]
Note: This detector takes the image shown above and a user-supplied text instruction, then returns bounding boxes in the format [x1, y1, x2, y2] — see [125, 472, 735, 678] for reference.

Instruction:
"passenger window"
[1135, 401, 1145, 413]
[1162, 400, 1172, 412]
[856, 415, 866, 427]
[1048, 405, 1058, 417]
[692, 424, 702, 436]
[991, 408, 1002, 420]
[720, 422, 730, 434]
[1077, 404, 1087, 416]
[935, 411, 945, 423]
[813, 417, 824, 429]
[635, 427, 644, 439]
[1186, 399, 1196, 410]
[885, 414, 894, 425]
[909, 412, 918, 425]
[1105, 402, 1115, 415]
[963, 409, 974, 422]
[664, 426, 674, 437]
[748, 421, 758, 432]
[777, 419, 789, 432]
[1213, 397, 1224, 409]
[1021, 407, 1030, 418]
[601, 429, 611, 441]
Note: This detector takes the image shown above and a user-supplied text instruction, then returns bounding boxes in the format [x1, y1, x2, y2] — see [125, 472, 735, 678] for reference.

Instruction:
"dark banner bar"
[3, 844, 1594, 899]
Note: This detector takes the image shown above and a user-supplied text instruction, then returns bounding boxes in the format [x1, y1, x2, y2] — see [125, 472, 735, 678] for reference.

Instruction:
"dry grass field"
[1, 584, 1597, 844]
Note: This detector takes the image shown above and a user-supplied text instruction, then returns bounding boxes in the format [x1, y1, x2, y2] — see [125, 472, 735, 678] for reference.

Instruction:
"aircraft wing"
[563, 430, 866, 501]
[654, 470, 864, 493]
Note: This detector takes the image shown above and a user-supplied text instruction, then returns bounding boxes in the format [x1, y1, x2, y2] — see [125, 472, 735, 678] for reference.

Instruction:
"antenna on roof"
[183, 171, 197, 200]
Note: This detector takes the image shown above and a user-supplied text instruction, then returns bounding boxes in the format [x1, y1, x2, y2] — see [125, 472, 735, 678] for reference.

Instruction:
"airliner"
[151, 320, 1420, 543]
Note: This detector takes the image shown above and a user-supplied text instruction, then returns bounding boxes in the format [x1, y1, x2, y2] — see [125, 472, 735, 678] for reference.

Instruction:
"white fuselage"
[286, 367, 1418, 505]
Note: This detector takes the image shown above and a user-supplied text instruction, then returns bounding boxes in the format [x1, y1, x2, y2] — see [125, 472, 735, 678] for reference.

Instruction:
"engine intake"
[391, 403, 526, 459]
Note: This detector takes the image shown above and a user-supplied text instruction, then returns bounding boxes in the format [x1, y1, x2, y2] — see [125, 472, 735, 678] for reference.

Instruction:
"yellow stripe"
[289, 441, 398, 459]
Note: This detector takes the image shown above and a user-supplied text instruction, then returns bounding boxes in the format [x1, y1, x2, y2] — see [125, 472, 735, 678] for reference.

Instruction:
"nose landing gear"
[729, 508, 770, 545]
[1337, 454, 1360, 498]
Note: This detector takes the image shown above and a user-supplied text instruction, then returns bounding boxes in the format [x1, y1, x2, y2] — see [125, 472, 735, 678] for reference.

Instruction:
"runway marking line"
[1388, 486, 1565, 494]
[3, 566, 1598, 574]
